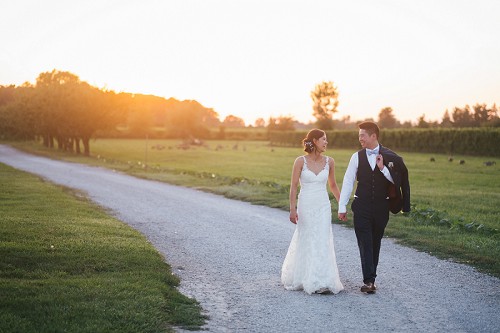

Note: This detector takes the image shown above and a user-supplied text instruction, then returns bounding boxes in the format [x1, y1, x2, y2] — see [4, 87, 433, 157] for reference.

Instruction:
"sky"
[1, 0, 499, 125]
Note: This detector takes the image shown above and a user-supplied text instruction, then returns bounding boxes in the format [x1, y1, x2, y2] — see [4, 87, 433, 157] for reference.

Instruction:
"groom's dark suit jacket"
[380, 145, 411, 214]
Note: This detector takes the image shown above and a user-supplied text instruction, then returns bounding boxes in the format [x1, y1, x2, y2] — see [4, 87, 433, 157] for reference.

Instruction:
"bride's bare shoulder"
[325, 155, 336, 164]
[294, 155, 306, 165]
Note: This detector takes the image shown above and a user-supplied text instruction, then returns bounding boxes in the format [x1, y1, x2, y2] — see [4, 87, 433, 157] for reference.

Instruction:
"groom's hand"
[338, 212, 347, 222]
[376, 154, 384, 170]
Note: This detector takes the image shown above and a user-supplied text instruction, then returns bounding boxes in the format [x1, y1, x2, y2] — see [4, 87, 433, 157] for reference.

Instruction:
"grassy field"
[0, 163, 206, 333]
[7, 139, 500, 279]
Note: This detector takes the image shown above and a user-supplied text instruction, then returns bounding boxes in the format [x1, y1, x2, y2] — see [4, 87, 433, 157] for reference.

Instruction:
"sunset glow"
[1, 0, 499, 125]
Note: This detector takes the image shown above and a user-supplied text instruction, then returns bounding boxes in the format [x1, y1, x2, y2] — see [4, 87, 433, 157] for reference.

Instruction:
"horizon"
[1, 1, 499, 126]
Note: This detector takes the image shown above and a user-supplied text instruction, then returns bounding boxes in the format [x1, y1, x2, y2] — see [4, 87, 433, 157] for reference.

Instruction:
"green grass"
[7, 139, 500, 278]
[0, 163, 206, 333]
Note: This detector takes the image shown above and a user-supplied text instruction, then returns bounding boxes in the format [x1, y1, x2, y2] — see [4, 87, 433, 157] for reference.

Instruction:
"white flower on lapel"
[388, 162, 394, 169]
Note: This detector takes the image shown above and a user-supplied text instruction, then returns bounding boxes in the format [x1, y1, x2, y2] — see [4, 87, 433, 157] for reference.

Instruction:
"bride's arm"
[289, 157, 302, 224]
[327, 157, 341, 203]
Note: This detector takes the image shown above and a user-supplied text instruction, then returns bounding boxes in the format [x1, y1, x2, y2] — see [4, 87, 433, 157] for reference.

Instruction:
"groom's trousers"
[351, 198, 390, 284]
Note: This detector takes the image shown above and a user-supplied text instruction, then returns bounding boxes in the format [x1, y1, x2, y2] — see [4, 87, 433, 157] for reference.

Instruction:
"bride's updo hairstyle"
[302, 129, 326, 153]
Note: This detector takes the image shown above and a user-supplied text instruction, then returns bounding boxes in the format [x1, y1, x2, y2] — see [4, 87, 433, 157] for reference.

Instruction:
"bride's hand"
[289, 210, 298, 224]
[338, 212, 347, 222]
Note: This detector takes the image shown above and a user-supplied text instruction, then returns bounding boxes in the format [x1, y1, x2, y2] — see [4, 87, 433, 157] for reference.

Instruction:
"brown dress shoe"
[361, 282, 376, 293]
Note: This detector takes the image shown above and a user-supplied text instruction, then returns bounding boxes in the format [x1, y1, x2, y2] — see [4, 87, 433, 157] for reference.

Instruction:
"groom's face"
[358, 129, 377, 149]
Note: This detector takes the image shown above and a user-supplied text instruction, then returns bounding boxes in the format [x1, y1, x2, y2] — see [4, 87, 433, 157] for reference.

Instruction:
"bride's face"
[314, 135, 328, 152]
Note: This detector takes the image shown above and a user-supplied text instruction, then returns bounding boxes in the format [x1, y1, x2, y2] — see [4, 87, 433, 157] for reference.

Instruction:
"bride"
[281, 129, 344, 295]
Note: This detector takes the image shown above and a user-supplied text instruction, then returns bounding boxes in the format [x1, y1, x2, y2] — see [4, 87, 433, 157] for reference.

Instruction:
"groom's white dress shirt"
[338, 145, 394, 214]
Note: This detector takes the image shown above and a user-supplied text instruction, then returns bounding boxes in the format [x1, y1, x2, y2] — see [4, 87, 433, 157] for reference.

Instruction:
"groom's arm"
[338, 152, 358, 220]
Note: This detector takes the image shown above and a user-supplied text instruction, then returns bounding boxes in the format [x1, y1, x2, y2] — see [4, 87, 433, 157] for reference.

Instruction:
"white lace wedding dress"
[281, 156, 344, 294]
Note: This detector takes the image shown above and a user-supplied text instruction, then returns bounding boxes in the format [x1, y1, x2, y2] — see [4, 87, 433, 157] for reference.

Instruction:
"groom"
[338, 121, 410, 293]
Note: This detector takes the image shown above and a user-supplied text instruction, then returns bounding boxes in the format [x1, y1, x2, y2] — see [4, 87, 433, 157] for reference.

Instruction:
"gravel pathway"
[1, 145, 499, 332]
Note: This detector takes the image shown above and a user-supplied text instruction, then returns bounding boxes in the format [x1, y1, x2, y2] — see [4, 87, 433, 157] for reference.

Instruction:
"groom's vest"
[355, 150, 390, 203]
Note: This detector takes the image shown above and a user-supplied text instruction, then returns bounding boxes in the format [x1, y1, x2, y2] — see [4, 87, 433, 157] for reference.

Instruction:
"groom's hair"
[358, 121, 380, 139]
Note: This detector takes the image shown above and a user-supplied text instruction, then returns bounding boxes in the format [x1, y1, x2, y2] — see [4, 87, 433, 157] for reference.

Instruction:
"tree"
[442, 103, 500, 128]
[472, 103, 490, 125]
[254, 118, 266, 127]
[399, 120, 413, 128]
[127, 95, 155, 137]
[377, 107, 398, 128]
[441, 110, 453, 127]
[75, 87, 124, 155]
[332, 115, 356, 130]
[311, 81, 339, 130]
[0, 85, 16, 107]
[416, 114, 430, 128]
[31, 69, 123, 155]
[488, 104, 500, 127]
[451, 105, 474, 127]
[166, 100, 210, 137]
[222, 115, 245, 127]
[201, 108, 221, 127]
[488, 103, 498, 121]
[0, 85, 37, 140]
[267, 115, 295, 131]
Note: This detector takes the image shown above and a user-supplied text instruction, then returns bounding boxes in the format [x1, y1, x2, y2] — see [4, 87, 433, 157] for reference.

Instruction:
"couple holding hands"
[281, 121, 411, 295]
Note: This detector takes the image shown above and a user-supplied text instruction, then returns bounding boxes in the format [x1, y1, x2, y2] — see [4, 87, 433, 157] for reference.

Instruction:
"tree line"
[308, 81, 499, 130]
[0, 71, 124, 155]
[1, 72, 498, 155]
[0, 70, 243, 155]
[254, 81, 498, 130]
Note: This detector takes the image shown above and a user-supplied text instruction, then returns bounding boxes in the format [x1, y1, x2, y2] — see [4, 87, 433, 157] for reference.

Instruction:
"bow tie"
[367, 148, 378, 156]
